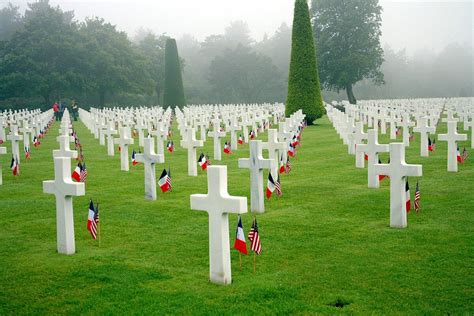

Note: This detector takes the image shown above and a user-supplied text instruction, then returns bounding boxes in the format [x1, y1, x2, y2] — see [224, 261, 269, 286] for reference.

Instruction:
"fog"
[3, 0, 472, 55]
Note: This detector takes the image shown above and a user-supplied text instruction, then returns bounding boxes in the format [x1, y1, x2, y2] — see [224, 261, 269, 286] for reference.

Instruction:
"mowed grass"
[0, 115, 472, 314]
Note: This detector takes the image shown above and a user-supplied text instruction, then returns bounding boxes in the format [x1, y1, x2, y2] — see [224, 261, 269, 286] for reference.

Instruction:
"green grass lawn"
[0, 115, 472, 314]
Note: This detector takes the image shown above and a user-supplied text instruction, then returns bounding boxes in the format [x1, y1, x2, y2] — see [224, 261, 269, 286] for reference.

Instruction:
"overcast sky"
[2, 0, 472, 54]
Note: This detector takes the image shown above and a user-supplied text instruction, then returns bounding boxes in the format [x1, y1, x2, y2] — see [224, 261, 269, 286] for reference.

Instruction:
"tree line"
[0, 0, 472, 109]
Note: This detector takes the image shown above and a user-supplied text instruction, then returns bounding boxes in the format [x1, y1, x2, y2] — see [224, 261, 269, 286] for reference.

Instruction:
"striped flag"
[462, 147, 469, 162]
[233, 215, 247, 254]
[24, 146, 30, 159]
[72, 162, 82, 182]
[80, 162, 88, 182]
[158, 169, 171, 193]
[198, 153, 208, 170]
[266, 172, 276, 199]
[279, 155, 285, 174]
[87, 200, 99, 240]
[10, 156, 19, 176]
[132, 150, 138, 165]
[275, 174, 282, 196]
[248, 217, 262, 255]
[285, 157, 292, 174]
[414, 180, 420, 213]
[405, 180, 411, 213]
[167, 167, 172, 191]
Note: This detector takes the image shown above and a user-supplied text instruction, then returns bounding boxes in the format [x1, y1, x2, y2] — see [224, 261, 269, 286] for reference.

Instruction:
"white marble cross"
[7, 125, 23, 163]
[104, 121, 117, 156]
[438, 121, 467, 172]
[349, 122, 367, 158]
[238, 140, 276, 213]
[19, 120, 33, 151]
[135, 119, 147, 147]
[43, 157, 85, 254]
[0, 146, 6, 185]
[228, 118, 241, 150]
[190, 165, 247, 285]
[150, 121, 167, 156]
[0, 116, 6, 143]
[208, 119, 226, 161]
[136, 137, 164, 200]
[356, 130, 389, 188]
[413, 116, 436, 157]
[53, 135, 78, 159]
[114, 127, 134, 171]
[261, 129, 286, 177]
[374, 143, 422, 228]
[464, 117, 474, 149]
[399, 114, 415, 146]
[180, 127, 203, 176]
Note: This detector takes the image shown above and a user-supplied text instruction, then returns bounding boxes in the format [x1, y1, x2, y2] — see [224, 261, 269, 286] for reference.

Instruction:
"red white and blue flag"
[24, 146, 30, 159]
[238, 134, 244, 144]
[132, 150, 138, 165]
[414, 180, 420, 212]
[279, 155, 285, 174]
[80, 162, 88, 182]
[72, 162, 82, 182]
[288, 143, 296, 157]
[87, 200, 99, 240]
[405, 180, 411, 213]
[233, 215, 247, 254]
[10, 156, 19, 176]
[198, 153, 209, 170]
[223, 141, 231, 154]
[275, 174, 282, 196]
[248, 217, 262, 255]
[266, 172, 276, 199]
[167, 140, 174, 153]
[158, 169, 171, 193]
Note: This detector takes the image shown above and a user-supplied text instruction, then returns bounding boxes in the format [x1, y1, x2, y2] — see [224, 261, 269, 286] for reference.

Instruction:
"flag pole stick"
[239, 253, 242, 271]
[253, 214, 256, 274]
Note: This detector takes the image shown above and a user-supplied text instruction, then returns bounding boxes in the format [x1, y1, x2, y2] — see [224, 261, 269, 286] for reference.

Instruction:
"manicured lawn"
[0, 115, 472, 314]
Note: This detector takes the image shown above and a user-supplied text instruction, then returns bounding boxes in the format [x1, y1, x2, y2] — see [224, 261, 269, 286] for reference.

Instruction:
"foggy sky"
[2, 0, 472, 54]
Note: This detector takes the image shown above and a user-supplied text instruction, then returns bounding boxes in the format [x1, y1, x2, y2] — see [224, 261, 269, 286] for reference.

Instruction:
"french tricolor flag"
[405, 181, 411, 213]
[72, 163, 81, 182]
[132, 150, 138, 165]
[223, 142, 231, 154]
[238, 135, 244, 145]
[288, 144, 296, 157]
[233, 216, 247, 254]
[266, 172, 276, 199]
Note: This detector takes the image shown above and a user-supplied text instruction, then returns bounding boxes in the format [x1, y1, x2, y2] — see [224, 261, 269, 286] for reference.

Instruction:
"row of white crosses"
[0, 108, 54, 184]
[43, 109, 85, 255]
[187, 107, 303, 285]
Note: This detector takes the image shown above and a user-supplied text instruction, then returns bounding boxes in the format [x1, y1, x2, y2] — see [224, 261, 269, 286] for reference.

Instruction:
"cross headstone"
[349, 122, 367, 159]
[207, 119, 226, 161]
[261, 129, 286, 177]
[356, 130, 389, 188]
[180, 127, 203, 176]
[135, 119, 147, 147]
[7, 125, 23, 163]
[399, 114, 415, 146]
[19, 120, 33, 150]
[413, 116, 436, 157]
[114, 127, 134, 171]
[53, 135, 78, 159]
[238, 140, 276, 213]
[228, 118, 241, 150]
[438, 121, 468, 172]
[374, 143, 422, 228]
[135, 137, 164, 200]
[104, 121, 117, 156]
[464, 117, 474, 149]
[43, 157, 85, 254]
[190, 165, 247, 285]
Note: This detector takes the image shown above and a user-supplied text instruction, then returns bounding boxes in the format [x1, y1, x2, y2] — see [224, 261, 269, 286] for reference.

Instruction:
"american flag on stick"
[414, 180, 421, 213]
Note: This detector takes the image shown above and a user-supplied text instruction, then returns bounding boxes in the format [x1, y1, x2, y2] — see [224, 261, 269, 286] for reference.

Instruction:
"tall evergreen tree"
[286, 0, 324, 125]
[163, 38, 186, 108]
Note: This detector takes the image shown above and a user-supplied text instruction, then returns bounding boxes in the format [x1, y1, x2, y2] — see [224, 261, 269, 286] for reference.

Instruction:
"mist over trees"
[0, 0, 472, 109]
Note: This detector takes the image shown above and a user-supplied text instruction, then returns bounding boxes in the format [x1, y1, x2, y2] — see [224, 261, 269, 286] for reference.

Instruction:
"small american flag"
[248, 217, 262, 255]
[167, 167, 172, 191]
[87, 200, 99, 239]
[285, 157, 292, 174]
[462, 147, 469, 162]
[275, 174, 282, 196]
[80, 162, 88, 182]
[414, 180, 421, 212]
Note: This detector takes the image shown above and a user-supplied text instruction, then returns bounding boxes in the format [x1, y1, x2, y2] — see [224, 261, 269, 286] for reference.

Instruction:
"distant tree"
[163, 38, 186, 108]
[311, 0, 384, 104]
[0, 0, 84, 104]
[209, 44, 285, 103]
[0, 3, 23, 42]
[79, 17, 153, 106]
[224, 20, 254, 48]
[136, 32, 168, 104]
[286, 0, 324, 124]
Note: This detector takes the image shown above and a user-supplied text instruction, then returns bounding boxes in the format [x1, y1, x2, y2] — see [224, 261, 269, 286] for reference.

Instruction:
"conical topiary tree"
[286, 0, 324, 124]
[163, 38, 186, 108]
